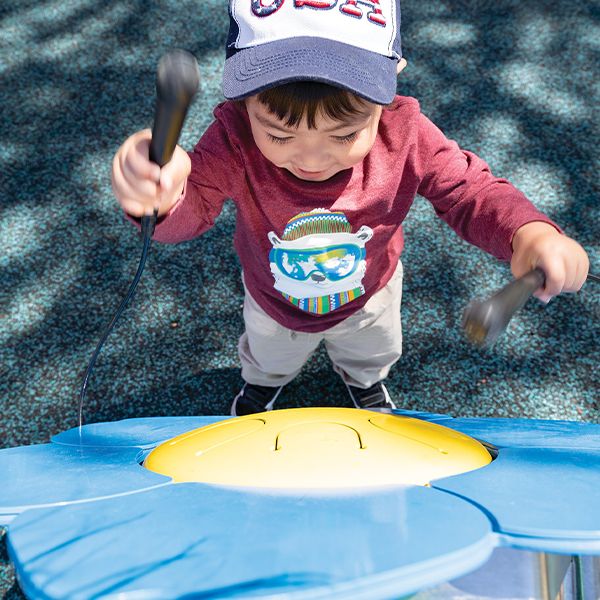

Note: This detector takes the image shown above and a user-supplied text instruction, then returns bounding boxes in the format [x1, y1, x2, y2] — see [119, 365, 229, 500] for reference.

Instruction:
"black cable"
[77, 50, 198, 430]
[588, 273, 600, 284]
[78, 210, 157, 428]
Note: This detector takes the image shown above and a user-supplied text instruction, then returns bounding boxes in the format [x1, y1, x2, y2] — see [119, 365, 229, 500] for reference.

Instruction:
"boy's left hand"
[511, 221, 590, 303]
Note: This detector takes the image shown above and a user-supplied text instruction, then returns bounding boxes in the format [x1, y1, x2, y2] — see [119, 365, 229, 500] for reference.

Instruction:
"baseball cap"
[223, 0, 402, 105]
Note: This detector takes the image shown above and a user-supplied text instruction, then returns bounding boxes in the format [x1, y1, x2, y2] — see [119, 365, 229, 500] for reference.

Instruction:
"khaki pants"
[238, 261, 403, 389]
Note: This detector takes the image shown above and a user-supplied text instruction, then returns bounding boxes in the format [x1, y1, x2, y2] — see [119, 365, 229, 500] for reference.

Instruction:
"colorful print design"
[268, 209, 372, 315]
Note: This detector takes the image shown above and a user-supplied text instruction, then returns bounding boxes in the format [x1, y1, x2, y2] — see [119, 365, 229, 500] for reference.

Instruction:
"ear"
[268, 231, 283, 246]
[396, 58, 408, 75]
[356, 226, 373, 242]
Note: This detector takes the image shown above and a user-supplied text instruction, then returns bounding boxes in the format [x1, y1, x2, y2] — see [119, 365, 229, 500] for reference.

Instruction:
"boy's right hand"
[111, 129, 191, 218]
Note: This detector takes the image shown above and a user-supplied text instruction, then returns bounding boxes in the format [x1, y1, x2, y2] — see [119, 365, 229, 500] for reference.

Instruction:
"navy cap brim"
[222, 36, 399, 105]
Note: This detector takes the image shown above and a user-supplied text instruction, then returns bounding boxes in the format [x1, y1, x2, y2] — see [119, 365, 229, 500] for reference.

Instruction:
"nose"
[310, 272, 327, 282]
[294, 139, 330, 169]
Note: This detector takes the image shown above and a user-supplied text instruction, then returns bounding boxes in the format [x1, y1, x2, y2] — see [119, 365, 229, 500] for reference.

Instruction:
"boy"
[112, 0, 589, 416]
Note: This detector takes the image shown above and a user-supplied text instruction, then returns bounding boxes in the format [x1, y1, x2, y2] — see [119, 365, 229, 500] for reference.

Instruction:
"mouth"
[294, 167, 330, 180]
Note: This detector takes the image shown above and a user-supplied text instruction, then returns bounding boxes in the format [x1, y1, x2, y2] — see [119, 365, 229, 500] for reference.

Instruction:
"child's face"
[245, 95, 383, 182]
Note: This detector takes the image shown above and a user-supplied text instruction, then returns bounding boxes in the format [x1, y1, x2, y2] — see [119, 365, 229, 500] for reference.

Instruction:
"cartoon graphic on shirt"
[268, 208, 373, 315]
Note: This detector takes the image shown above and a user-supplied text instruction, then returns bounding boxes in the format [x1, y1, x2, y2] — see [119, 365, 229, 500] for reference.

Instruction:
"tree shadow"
[0, 4, 591, 596]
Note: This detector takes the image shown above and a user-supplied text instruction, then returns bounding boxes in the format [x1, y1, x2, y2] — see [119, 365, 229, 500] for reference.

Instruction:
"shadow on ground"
[1, 1, 598, 596]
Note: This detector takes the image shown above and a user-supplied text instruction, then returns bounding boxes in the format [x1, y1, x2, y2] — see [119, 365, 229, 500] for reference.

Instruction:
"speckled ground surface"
[1, 1, 599, 597]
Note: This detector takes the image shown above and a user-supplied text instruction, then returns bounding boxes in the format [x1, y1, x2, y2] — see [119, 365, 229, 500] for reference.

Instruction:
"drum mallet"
[462, 267, 600, 346]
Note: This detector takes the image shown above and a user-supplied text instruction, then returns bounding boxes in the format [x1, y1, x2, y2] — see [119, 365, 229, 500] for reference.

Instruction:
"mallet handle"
[149, 49, 199, 167]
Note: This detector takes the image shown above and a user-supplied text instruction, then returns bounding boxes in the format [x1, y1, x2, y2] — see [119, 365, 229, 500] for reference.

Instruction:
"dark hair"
[256, 81, 370, 129]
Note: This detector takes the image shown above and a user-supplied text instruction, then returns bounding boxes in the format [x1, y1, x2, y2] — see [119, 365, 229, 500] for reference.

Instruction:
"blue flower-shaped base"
[1, 412, 599, 599]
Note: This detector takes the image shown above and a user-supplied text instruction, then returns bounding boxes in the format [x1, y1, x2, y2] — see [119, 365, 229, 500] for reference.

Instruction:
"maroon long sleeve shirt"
[149, 96, 557, 332]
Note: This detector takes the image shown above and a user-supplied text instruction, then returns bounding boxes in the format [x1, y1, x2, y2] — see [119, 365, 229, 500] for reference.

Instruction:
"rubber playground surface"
[1, 1, 598, 597]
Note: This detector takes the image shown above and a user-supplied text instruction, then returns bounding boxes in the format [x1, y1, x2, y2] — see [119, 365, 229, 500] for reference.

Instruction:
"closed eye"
[332, 132, 358, 144]
[267, 133, 293, 144]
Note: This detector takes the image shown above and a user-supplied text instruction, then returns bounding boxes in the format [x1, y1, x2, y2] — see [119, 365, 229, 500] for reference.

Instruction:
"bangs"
[257, 82, 369, 129]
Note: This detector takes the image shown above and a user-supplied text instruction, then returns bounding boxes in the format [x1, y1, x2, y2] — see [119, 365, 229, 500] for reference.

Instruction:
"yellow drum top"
[144, 408, 492, 489]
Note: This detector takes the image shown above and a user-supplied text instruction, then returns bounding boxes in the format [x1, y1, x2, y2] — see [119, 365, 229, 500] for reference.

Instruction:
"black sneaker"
[344, 381, 398, 410]
[231, 383, 284, 416]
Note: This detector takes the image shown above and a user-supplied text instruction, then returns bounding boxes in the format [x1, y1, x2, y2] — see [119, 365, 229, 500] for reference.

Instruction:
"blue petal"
[8, 483, 494, 599]
[433, 421, 600, 554]
[52, 416, 228, 449]
[0, 444, 170, 524]
[441, 417, 600, 449]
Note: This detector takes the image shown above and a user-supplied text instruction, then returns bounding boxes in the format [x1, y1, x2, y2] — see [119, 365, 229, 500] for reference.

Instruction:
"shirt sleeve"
[415, 112, 561, 261]
[150, 115, 245, 244]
